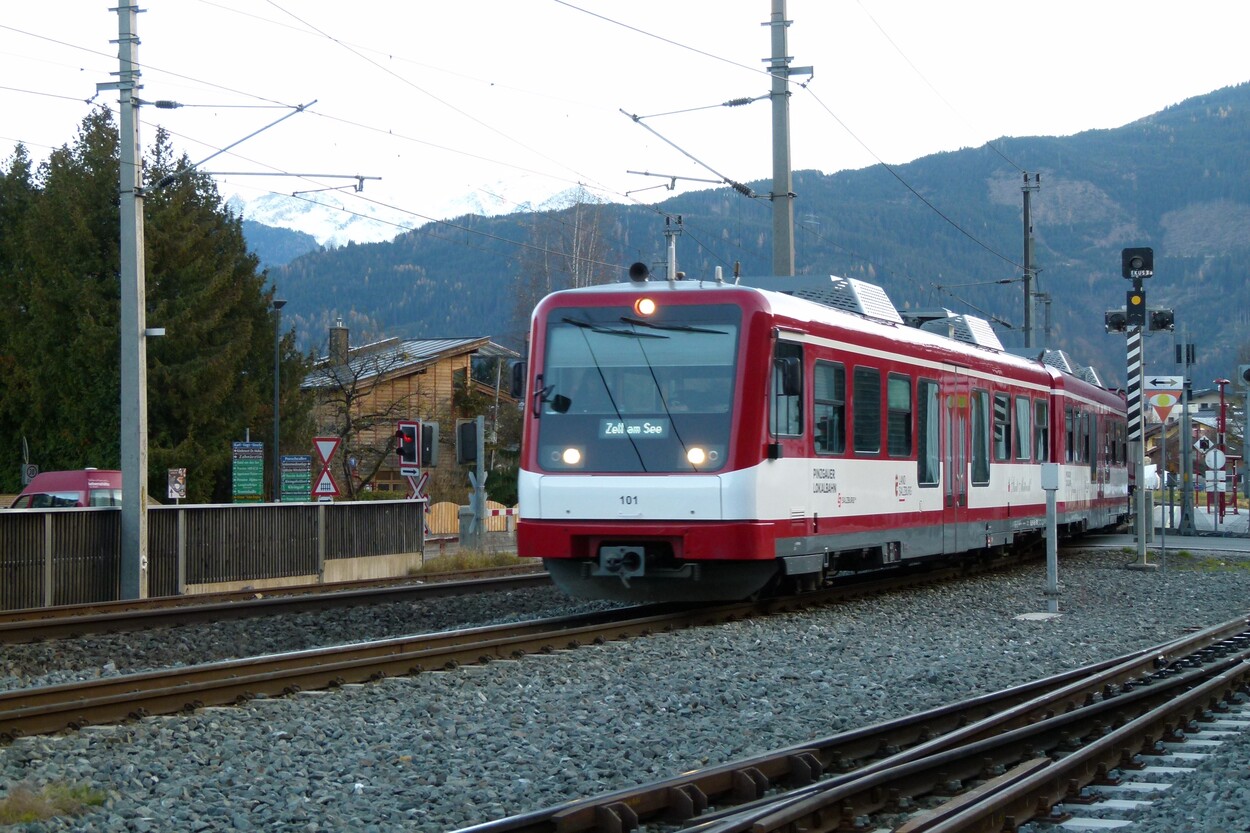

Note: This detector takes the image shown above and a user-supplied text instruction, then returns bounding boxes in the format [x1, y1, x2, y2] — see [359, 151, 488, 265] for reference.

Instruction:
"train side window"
[887, 374, 911, 456]
[917, 379, 939, 485]
[1079, 411, 1089, 464]
[992, 393, 1011, 461]
[1014, 396, 1031, 461]
[1088, 412, 1098, 477]
[1033, 400, 1049, 462]
[771, 341, 803, 437]
[853, 367, 881, 453]
[814, 360, 845, 454]
[1065, 406, 1076, 463]
[971, 389, 991, 485]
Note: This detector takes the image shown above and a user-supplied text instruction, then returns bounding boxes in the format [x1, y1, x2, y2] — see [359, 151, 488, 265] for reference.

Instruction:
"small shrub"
[411, 551, 523, 574]
[0, 781, 106, 824]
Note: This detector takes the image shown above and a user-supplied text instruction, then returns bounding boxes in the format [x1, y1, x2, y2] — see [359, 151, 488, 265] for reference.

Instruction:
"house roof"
[302, 336, 519, 390]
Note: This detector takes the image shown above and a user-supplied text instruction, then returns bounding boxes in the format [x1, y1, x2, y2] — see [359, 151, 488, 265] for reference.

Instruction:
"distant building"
[302, 320, 518, 497]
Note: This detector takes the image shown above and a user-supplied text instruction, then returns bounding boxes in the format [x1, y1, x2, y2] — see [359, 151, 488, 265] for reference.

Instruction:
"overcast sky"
[3, 1, 1248, 230]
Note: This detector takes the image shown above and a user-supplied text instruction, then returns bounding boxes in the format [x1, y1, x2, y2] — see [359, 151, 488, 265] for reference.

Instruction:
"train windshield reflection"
[539, 303, 740, 473]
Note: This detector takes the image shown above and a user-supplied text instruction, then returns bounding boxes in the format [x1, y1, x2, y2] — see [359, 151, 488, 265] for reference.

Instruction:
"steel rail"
[0, 600, 779, 741]
[0, 569, 550, 644]
[0, 551, 1059, 743]
[899, 662, 1250, 832]
[450, 615, 1250, 833]
[688, 623, 1250, 832]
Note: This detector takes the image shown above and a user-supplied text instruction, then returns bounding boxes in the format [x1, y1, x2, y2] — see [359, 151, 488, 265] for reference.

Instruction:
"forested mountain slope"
[268, 83, 1250, 384]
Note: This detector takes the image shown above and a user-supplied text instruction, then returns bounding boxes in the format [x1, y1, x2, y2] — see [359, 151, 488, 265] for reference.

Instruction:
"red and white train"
[516, 266, 1129, 602]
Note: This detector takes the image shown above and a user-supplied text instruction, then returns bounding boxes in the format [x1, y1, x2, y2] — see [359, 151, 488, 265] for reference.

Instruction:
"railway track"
[0, 552, 1037, 743]
[0, 564, 549, 644]
[0, 539, 1043, 644]
[451, 615, 1250, 833]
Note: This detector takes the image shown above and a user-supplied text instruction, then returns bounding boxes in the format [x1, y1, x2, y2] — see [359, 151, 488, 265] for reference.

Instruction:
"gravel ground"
[0, 588, 618, 692]
[2, 549, 1249, 832]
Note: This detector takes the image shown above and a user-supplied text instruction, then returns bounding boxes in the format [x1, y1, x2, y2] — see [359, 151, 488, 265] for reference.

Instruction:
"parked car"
[9, 469, 122, 508]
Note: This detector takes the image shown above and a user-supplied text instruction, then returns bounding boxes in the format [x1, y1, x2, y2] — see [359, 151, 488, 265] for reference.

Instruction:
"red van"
[9, 469, 123, 508]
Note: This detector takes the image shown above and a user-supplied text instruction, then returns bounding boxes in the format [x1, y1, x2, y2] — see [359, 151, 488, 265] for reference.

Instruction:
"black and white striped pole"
[1122, 248, 1154, 570]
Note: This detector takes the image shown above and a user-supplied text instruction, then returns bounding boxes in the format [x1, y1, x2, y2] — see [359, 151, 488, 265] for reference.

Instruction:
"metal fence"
[1, 500, 426, 610]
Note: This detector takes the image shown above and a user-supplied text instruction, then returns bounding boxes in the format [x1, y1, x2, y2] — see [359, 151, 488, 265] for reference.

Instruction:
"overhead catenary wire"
[620, 109, 758, 199]
[4, 2, 1035, 320]
[800, 84, 1024, 274]
[852, 0, 1024, 174]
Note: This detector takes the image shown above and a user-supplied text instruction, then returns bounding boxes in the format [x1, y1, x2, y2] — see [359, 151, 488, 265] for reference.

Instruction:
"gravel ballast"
[2, 549, 1250, 832]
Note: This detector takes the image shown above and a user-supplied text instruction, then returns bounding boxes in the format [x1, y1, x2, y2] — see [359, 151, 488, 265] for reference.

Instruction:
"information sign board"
[280, 455, 313, 502]
[231, 441, 265, 503]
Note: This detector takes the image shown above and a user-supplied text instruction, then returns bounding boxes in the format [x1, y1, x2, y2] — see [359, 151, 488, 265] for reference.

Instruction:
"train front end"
[516, 282, 776, 602]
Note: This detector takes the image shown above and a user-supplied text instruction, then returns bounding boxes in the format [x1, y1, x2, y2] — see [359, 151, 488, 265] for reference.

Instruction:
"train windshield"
[538, 302, 740, 473]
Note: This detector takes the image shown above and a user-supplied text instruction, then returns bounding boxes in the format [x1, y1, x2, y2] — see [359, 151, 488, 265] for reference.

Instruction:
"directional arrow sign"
[1146, 375, 1183, 390]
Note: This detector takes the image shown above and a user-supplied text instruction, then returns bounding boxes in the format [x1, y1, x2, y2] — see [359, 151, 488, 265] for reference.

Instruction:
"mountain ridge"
[258, 82, 1250, 386]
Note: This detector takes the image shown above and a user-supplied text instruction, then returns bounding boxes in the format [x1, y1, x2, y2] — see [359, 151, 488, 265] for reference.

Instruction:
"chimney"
[329, 318, 349, 365]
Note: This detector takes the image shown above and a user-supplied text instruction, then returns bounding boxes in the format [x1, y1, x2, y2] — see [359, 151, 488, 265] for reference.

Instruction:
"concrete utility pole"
[1022, 173, 1040, 349]
[101, 3, 149, 598]
[765, 0, 810, 277]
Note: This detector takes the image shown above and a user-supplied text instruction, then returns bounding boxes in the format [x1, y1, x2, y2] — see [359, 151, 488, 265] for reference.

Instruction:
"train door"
[942, 369, 970, 553]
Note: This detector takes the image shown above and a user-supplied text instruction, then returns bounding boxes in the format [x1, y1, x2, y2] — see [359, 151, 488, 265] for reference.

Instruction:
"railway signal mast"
[1109, 247, 1156, 569]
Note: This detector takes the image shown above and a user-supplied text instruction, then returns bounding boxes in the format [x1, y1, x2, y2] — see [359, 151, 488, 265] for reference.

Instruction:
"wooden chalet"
[302, 320, 519, 496]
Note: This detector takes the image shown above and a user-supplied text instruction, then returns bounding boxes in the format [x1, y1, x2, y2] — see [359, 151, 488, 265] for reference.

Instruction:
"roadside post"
[1042, 462, 1060, 614]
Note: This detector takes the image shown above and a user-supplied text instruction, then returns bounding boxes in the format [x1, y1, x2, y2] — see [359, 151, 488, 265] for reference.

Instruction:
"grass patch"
[411, 550, 524, 574]
[0, 781, 106, 825]
[1180, 555, 1250, 572]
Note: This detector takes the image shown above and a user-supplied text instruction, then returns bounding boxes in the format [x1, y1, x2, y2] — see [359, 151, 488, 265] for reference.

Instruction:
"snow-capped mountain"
[226, 179, 597, 248]
[433, 179, 593, 222]
[225, 192, 410, 248]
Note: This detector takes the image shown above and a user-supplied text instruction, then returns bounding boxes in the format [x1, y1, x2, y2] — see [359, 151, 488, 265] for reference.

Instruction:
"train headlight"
[633, 297, 656, 317]
[543, 446, 585, 469]
[686, 446, 707, 466]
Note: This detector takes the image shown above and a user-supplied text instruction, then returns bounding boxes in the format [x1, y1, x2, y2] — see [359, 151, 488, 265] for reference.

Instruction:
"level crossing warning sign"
[312, 437, 341, 498]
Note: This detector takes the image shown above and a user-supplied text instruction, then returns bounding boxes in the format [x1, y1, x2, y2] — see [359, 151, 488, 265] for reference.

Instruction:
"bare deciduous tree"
[308, 336, 436, 499]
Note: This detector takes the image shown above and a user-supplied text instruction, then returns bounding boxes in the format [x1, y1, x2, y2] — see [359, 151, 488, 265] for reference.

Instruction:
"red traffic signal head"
[396, 421, 420, 466]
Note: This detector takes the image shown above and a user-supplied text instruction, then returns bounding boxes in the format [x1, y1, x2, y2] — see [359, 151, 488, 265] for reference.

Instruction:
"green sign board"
[231, 441, 265, 503]
[280, 454, 313, 502]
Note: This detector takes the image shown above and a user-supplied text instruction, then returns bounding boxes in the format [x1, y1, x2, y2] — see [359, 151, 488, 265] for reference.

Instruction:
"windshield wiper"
[562, 316, 667, 338]
[620, 316, 727, 335]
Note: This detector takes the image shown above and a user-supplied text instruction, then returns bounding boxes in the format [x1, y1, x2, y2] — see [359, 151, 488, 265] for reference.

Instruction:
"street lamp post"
[272, 299, 287, 502]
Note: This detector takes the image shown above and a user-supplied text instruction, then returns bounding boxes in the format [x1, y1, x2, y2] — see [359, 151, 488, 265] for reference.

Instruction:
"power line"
[852, 0, 1024, 174]
[801, 85, 1023, 274]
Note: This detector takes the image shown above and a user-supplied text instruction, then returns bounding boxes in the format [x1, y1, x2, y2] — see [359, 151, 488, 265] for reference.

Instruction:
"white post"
[1041, 463, 1060, 614]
